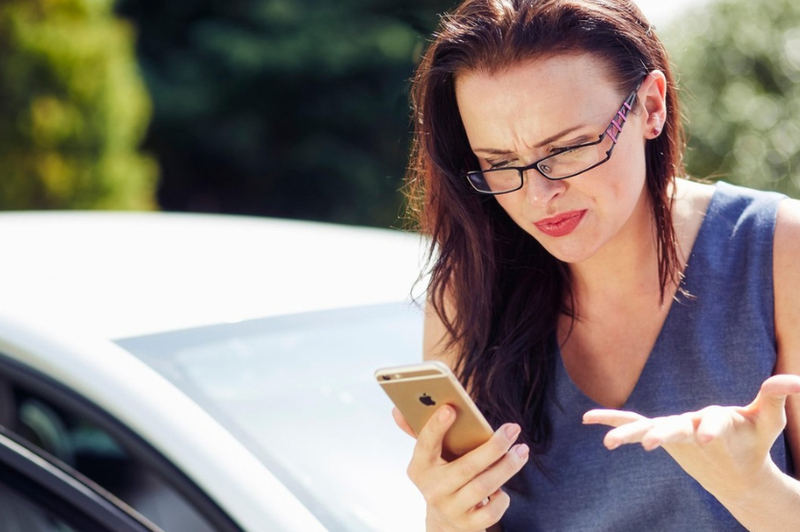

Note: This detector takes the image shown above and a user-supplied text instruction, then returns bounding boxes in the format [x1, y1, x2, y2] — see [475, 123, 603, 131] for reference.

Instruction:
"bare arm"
[773, 197, 800, 477]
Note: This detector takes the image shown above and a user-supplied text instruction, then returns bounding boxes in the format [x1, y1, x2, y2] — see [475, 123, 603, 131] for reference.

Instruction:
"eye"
[550, 143, 580, 155]
[487, 159, 512, 169]
[549, 136, 590, 154]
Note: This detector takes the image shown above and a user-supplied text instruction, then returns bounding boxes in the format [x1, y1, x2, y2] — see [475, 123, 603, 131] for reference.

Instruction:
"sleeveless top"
[501, 182, 793, 531]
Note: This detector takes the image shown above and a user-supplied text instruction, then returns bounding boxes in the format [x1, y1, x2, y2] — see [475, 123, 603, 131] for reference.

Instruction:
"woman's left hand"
[582, 374, 800, 501]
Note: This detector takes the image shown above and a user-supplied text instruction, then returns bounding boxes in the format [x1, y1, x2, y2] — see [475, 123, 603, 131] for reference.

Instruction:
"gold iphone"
[375, 361, 494, 460]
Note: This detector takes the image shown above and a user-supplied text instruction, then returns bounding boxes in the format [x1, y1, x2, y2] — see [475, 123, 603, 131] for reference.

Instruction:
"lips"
[534, 210, 586, 238]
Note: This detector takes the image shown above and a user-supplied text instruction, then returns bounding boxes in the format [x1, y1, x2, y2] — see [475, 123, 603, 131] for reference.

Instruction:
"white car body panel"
[0, 310, 329, 532]
[0, 212, 429, 532]
[0, 211, 427, 339]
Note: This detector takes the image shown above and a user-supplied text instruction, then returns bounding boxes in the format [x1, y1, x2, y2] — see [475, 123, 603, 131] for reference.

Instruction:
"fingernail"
[504, 423, 521, 440]
[514, 444, 529, 460]
[438, 406, 452, 422]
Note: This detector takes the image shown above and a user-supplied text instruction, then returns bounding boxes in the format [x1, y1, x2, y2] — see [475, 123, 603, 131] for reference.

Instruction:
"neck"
[566, 190, 666, 314]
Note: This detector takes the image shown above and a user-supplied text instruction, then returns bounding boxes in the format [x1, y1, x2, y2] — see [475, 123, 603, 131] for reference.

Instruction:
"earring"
[652, 118, 663, 137]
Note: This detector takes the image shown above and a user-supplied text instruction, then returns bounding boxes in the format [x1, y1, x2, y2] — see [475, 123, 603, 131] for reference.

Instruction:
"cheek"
[606, 136, 648, 191]
[493, 191, 524, 222]
[599, 155, 649, 222]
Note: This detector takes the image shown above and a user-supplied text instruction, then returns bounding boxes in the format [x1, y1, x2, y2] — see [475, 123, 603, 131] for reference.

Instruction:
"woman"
[394, 0, 800, 531]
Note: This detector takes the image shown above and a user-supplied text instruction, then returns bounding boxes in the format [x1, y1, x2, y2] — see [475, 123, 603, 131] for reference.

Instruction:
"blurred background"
[1, 0, 799, 229]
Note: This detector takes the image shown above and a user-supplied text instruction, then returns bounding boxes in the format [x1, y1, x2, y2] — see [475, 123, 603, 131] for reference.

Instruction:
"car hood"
[0, 211, 426, 339]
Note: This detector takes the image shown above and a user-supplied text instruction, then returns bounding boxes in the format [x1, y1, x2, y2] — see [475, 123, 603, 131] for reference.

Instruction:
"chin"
[536, 236, 603, 265]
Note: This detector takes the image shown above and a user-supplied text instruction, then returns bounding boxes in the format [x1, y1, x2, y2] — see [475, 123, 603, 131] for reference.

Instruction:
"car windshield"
[117, 302, 425, 532]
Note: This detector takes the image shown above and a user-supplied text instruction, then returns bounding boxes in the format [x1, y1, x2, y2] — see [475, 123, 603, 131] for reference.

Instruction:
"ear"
[640, 70, 668, 139]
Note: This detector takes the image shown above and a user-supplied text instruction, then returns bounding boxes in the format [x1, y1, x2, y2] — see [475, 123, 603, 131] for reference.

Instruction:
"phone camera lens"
[381, 375, 391, 381]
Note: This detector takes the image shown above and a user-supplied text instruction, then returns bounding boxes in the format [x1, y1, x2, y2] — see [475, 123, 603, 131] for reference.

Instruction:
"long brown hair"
[405, 0, 685, 456]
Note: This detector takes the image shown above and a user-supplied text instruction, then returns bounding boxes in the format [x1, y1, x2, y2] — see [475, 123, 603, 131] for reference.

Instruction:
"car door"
[0, 352, 245, 532]
[0, 427, 163, 532]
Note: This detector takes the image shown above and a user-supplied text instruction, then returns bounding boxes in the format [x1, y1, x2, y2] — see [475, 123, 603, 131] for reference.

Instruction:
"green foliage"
[116, 0, 455, 227]
[665, 0, 800, 196]
[0, 0, 157, 209]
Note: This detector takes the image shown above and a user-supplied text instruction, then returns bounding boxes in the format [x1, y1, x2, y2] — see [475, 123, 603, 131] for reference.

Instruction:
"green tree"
[116, 0, 454, 227]
[665, 0, 800, 196]
[0, 0, 157, 209]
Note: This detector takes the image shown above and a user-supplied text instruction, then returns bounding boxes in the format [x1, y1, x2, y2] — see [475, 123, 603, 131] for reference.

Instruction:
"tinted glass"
[0, 481, 80, 532]
[0, 366, 226, 532]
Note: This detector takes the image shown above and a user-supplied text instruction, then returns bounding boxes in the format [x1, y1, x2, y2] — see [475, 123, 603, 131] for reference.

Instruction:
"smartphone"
[375, 361, 494, 460]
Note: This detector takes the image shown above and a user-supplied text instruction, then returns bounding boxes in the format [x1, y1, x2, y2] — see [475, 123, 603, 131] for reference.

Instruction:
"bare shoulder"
[774, 197, 800, 354]
[774, 198, 800, 299]
[671, 178, 716, 262]
[423, 292, 461, 369]
[775, 197, 800, 244]
[671, 178, 715, 219]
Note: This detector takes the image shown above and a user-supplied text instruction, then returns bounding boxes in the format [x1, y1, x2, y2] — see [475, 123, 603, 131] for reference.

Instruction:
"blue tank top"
[502, 182, 793, 531]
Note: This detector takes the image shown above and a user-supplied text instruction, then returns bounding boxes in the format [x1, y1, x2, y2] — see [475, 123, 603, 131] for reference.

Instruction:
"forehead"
[455, 54, 621, 147]
[455, 53, 615, 106]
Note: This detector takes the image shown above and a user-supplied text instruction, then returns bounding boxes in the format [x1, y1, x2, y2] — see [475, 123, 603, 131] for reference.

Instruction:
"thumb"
[749, 374, 800, 425]
[392, 407, 418, 439]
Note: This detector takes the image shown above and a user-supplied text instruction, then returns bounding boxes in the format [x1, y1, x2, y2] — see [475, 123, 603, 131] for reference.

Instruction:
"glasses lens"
[468, 169, 521, 193]
[539, 143, 607, 179]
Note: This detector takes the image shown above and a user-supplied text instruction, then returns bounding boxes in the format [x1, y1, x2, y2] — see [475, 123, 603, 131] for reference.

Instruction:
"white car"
[0, 211, 428, 532]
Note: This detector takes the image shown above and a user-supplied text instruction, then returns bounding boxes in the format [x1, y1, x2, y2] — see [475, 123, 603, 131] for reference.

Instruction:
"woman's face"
[455, 54, 662, 266]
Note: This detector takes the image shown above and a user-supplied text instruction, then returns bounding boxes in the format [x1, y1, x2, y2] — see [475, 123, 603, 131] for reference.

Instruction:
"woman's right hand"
[393, 405, 529, 532]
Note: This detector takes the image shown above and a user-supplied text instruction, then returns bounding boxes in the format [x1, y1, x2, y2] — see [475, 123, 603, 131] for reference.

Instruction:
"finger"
[583, 409, 645, 427]
[602, 418, 656, 449]
[641, 414, 696, 450]
[392, 407, 417, 439]
[411, 405, 456, 467]
[476, 487, 504, 509]
[756, 374, 800, 410]
[453, 444, 528, 518]
[465, 488, 511, 532]
[436, 423, 524, 495]
[745, 374, 800, 434]
[695, 406, 735, 444]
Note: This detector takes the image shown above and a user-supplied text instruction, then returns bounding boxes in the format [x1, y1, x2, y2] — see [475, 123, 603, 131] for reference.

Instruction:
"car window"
[0, 428, 162, 532]
[0, 355, 243, 532]
[0, 480, 79, 532]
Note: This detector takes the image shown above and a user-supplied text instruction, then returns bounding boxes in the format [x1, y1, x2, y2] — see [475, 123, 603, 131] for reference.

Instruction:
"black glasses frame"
[465, 82, 642, 195]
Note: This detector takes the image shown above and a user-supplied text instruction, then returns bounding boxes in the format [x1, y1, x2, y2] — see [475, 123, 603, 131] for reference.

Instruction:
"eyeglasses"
[464, 83, 641, 195]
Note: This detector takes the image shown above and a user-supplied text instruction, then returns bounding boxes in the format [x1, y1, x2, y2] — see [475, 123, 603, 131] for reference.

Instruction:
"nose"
[522, 168, 566, 205]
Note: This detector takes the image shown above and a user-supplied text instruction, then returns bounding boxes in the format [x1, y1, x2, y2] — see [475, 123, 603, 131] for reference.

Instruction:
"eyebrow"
[472, 123, 587, 156]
